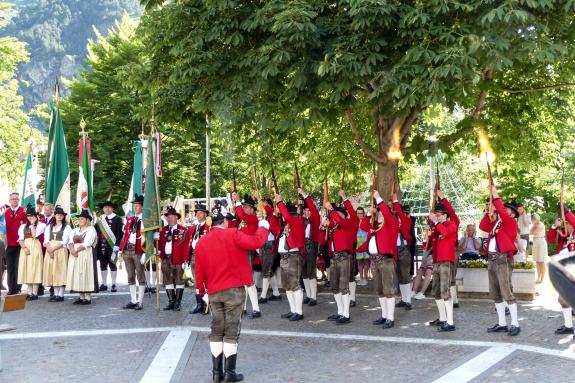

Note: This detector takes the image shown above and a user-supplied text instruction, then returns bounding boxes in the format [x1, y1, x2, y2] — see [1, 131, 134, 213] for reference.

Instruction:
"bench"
[0, 294, 26, 372]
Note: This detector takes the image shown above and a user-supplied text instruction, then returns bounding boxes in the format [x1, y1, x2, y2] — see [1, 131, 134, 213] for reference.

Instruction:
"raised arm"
[233, 226, 270, 251]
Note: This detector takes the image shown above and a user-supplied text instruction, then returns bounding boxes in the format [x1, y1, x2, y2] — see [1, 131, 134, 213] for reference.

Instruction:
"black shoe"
[382, 319, 394, 329]
[324, 281, 331, 288]
[163, 290, 176, 311]
[190, 294, 205, 314]
[429, 319, 446, 326]
[29, 294, 38, 301]
[134, 303, 143, 310]
[308, 299, 317, 306]
[99, 284, 108, 292]
[350, 300, 356, 307]
[49, 287, 54, 297]
[327, 314, 341, 321]
[289, 313, 304, 322]
[508, 325, 521, 336]
[37, 287, 44, 296]
[373, 317, 387, 325]
[49, 296, 57, 302]
[438, 323, 456, 332]
[487, 324, 509, 333]
[258, 297, 268, 304]
[223, 354, 243, 382]
[505, 307, 510, 315]
[174, 289, 184, 312]
[73, 298, 83, 305]
[303, 297, 311, 304]
[336, 316, 351, 325]
[405, 303, 412, 311]
[212, 354, 224, 383]
[268, 294, 282, 301]
[281, 312, 295, 319]
[80, 299, 91, 305]
[111, 284, 117, 293]
[56, 296, 65, 302]
[395, 300, 407, 308]
[123, 302, 137, 309]
[453, 302, 460, 308]
[555, 325, 575, 335]
[248, 311, 261, 319]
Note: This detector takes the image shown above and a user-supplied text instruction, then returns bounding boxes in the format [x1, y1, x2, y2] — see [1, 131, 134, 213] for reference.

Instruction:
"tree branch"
[499, 83, 575, 94]
[346, 108, 387, 163]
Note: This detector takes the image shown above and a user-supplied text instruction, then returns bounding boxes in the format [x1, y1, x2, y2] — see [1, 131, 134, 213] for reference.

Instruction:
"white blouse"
[18, 222, 46, 241]
[43, 224, 72, 246]
[69, 226, 97, 248]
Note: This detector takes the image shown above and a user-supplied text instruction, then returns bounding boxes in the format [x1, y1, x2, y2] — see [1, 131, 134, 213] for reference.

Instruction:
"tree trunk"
[376, 159, 398, 201]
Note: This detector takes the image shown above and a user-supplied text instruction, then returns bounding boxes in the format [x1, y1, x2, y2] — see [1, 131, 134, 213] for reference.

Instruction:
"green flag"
[45, 107, 71, 213]
[122, 140, 143, 216]
[142, 134, 160, 261]
[76, 137, 94, 213]
[21, 148, 36, 209]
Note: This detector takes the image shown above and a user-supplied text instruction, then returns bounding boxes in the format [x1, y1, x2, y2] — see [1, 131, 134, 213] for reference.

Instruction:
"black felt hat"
[25, 204, 38, 216]
[78, 209, 93, 221]
[131, 194, 144, 205]
[284, 202, 298, 215]
[212, 212, 226, 225]
[242, 194, 256, 208]
[100, 200, 117, 209]
[194, 203, 209, 213]
[165, 206, 181, 218]
[332, 205, 348, 217]
[53, 205, 67, 216]
[434, 202, 450, 217]
[504, 200, 519, 218]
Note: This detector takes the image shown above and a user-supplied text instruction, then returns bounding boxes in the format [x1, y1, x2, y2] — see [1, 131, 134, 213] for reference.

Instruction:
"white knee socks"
[508, 303, 519, 327]
[286, 290, 295, 313]
[309, 278, 318, 300]
[399, 284, 411, 304]
[210, 342, 223, 357]
[223, 342, 238, 358]
[563, 308, 574, 328]
[303, 279, 311, 298]
[450, 286, 459, 304]
[334, 293, 343, 315]
[247, 285, 259, 312]
[349, 281, 357, 301]
[435, 299, 446, 322]
[294, 289, 303, 315]
[129, 285, 137, 303]
[270, 275, 280, 296]
[111, 271, 117, 285]
[386, 297, 395, 321]
[138, 285, 145, 304]
[342, 293, 350, 318]
[495, 302, 507, 326]
[101, 270, 108, 285]
[32, 284, 39, 295]
[149, 270, 156, 286]
[445, 298, 454, 325]
[379, 297, 387, 319]
[261, 278, 270, 299]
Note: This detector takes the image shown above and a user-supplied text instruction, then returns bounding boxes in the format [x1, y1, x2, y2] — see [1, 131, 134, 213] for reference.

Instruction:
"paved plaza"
[1, 277, 575, 383]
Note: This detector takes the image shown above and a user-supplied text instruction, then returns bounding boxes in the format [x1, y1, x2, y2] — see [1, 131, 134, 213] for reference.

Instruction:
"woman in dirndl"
[18, 205, 46, 300]
[43, 206, 70, 302]
[66, 209, 96, 305]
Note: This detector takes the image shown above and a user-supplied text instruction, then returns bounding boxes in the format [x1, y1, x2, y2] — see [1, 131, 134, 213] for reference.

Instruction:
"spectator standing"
[530, 213, 548, 283]
[517, 204, 531, 251]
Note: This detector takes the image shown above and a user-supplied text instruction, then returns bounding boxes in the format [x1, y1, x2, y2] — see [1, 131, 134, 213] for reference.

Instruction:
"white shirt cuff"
[375, 197, 383, 205]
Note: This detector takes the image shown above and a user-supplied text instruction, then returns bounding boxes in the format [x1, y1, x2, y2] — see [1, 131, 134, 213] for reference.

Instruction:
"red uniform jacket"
[431, 220, 458, 263]
[392, 201, 413, 246]
[329, 209, 354, 254]
[441, 197, 460, 229]
[304, 196, 321, 243]
[4, 206, 27, 247]
[357, 202, 399, 259]
[235, 203, 258, 234]
[479, 198, 518, 257]
[187, 221, 211, 252]
[119, 215, 144, 254]
[547, 227, 569, 253]
[159, 224, 191, 264]
[277, 201, 306, 251]
[264, 204, 281, 237]
[344, 200, 360, 246]
[194, 226, 269, 296]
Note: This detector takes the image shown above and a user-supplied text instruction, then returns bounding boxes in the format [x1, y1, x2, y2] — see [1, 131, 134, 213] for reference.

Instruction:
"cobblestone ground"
[1, 276, 575, 382]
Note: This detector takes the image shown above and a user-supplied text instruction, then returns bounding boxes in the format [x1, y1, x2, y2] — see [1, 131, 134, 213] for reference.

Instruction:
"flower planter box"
[455, 268, 535, 300]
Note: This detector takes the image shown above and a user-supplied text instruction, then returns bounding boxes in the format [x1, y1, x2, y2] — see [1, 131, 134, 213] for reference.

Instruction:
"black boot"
[212, 354, 223, 383]
[224, 354, 243, 382]
[190, 294, 205, 314]
[174, 288, 184, 311]
[163, 289, 176, 311]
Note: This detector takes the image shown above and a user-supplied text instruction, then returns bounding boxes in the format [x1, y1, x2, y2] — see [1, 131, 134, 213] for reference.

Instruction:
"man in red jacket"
[391, 192, 414, 311]
[324, 199, 354, 325]
[118, 194, 147, 310]
[188, 203, 211, 314]
[428, 196, 459, 332]
[276, 194, 306, 321]
[195, 212, 269, 383]
[3, 192, 27, 295]
[257, 197, 282, 304]
[555, 210, 575, 337]
[159, 207, 190, 311]
[479, 185, 520, 336]
[339, 190, 360, 307]
[298, 188, 320, 306]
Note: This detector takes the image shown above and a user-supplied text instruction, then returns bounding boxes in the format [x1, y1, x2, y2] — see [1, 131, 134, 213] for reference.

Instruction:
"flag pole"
[151, 114, 161, 312]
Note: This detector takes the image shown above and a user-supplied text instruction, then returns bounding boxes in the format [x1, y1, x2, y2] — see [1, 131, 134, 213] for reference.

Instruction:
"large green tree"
[137, 0, 575, 198]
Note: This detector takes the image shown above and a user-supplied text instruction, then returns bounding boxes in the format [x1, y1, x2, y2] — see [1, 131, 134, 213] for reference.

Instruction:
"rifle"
[323, 176, 330, 241]
[560, 166, 568, 237]
[294, 162, 302, 214]
[230, 168, 237, 214]
[485, 152, 495, 219]
[271, 165, 280, 194]
[251, 163, 265, 216]
[370, 164, 377, 229]
[430, 161, 441, 213]
[339, 171, 346, 203]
